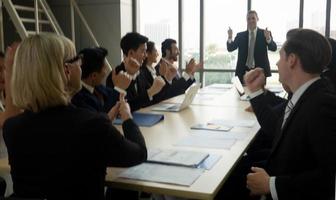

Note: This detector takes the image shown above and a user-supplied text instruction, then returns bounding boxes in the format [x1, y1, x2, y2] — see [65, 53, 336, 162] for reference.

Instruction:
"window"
[303, 0, 327, 35]
[204, 72, 235, 86]
[182, 0, 200, 69]
[252, 0, 300, 69]
[331, 0, 336, 38]
[204, 0, 247, 84]
[139, 0, 178, 57]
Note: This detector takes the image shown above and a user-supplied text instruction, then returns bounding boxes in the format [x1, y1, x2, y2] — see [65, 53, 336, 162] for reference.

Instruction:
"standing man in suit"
[227, 10, 277, 83]
[246, 29, 336, 200]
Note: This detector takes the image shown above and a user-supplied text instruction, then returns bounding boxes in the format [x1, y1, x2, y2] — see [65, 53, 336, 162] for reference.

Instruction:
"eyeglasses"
[65, 54, 83, 64]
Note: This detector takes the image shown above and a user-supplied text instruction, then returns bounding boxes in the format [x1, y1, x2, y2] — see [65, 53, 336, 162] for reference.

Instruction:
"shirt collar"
[290, 77, 320, 107]
[248, 27, 257, 34]
[81, 81, 95, 94]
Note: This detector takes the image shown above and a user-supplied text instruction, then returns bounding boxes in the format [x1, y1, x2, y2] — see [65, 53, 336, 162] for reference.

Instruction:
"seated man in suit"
[246, 29, 336, 200]
[155, 38, 202, 99]
[71, 47, 125, 120]
[106, 32, 166, 112]
[227, 10, 277, 84]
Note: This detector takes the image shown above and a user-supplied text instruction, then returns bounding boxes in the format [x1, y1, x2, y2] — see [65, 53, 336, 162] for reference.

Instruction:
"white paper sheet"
[118, 163, 204, 186]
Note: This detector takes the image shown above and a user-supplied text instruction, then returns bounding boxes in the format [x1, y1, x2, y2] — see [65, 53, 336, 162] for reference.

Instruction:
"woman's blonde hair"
[11, 33, 76, 112]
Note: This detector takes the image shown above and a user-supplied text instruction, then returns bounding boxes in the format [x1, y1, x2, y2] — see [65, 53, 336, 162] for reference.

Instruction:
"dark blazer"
[247, 91, 288, 155]
[265, 79, 336, 200]
[106, 63, 151, 112]
[71, 84, 117, 113]
[3, 105, 147, 200]
[227, 28, 277, 82]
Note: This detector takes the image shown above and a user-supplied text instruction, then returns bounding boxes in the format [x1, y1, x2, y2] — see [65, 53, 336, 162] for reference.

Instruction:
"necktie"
[282, 100, 294, 129]
[246, 31, 255, 69]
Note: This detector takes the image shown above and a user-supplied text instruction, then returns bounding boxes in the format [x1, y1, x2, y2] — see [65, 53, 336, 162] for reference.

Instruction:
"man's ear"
[287, 53, 298, 69]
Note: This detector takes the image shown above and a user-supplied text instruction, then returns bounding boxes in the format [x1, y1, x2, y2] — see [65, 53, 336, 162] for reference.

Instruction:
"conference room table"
[0, 84, 264, 199]
[105, 84, 261, 200]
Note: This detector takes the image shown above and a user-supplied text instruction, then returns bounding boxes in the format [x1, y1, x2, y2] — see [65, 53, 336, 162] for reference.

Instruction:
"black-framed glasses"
[65, 54, 83, 64]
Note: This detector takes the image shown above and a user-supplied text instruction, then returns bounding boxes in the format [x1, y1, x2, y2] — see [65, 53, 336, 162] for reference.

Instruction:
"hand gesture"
[246, 167, 270, 196]
[244, 68, 266, 92]
[159, 59, 177, 82]
[4, 42, 20, 74]
[118, 93, 132, 121]
[228, 27, 233, 39]
[148, 76, 166, 97]
[112, 69, 132, 90]
[124, 57, 140, 75]
[185, 58, 203, 76]
[107, 102, 120, 121]
[264, 28, 271, 41]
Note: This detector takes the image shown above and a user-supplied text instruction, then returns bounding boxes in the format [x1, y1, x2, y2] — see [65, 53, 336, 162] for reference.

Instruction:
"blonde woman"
[3, 34, 147, 199]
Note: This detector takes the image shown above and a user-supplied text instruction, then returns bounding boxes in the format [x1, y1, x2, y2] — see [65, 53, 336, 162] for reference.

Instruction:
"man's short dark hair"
[120, 32, 148, 56]
[146, 41, 155, 53]
[283, 29, 331, 74]
[161, 38, 177, 57]
[0, 52, 4, 58]
[79, 47, 108, 79]
[247, 10, 258, 19]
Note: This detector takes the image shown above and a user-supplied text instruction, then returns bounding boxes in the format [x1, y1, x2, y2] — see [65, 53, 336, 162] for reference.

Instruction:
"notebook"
[152, 83, 201, 112]
[113, 112, 164, 127]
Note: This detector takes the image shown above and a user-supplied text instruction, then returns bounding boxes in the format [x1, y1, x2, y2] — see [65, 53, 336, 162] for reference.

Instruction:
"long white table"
[105, 85, 260, 200]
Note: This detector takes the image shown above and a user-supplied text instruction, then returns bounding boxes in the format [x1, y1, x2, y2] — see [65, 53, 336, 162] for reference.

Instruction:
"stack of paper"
[208, 119, 256, 128]
[191, 123, 233, 132]
[118, 163, 204, 186]
[147, 149, 209, 168]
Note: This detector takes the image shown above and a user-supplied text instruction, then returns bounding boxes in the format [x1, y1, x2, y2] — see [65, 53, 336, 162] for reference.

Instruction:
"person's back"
[4, 34, 147, 200]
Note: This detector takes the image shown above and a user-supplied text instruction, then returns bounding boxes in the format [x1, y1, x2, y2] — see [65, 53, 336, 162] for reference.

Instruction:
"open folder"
[113, 112, 164, 127]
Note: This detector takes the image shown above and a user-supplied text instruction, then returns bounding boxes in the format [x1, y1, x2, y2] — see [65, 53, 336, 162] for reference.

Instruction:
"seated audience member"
[3, 34, 147, 200]
[71, 47, 121, 120]
[155, 38, 202, 98]
[106, 32, 165, 111]
[245, 29, 336, 200]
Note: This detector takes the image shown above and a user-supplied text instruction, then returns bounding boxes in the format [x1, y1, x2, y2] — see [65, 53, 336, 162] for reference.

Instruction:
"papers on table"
[147, 149, 209, 168]
[208, 119, 256, 128]
[198, 154, 222, 170]
[113, 112, 164, 127]
[118, 163, 204, 186]
[174, 130, 248, 149]
[190, 123, 233, 132]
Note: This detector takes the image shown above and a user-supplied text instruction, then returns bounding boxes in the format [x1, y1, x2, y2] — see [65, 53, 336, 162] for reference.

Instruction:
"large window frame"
[134, 0, 332, 86]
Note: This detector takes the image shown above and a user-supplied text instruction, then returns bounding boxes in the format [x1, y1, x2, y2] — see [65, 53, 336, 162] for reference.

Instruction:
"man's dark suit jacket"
[71, 84, 117, 113]
[106, 63, 151, 112]
[248, 91, 288, 153]
[265, 79, 336, 200]
[3, 105, 147, 200]
[227, 28, 277, 83]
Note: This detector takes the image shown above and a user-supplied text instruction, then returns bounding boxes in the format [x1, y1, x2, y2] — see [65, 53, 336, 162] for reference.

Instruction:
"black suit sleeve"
[227, 33, 240, 52]
[102, 117, 147, 167]
[275, 98, 336, 200]
[250, 91, 287, 135]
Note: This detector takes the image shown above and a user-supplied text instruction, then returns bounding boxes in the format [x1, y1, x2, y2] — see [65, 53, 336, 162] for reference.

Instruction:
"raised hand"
[107, 102, 120, 121]
[264, 27, 271, 41]
[124, 57, 141, 75]
[147, 76, 166, 97]
[244, 68, 266, 93]
[118, 93, 132, 121]
[228, 26, 233, 39]
[186, 58, 203, 76]
[112, 69, 132, 90]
